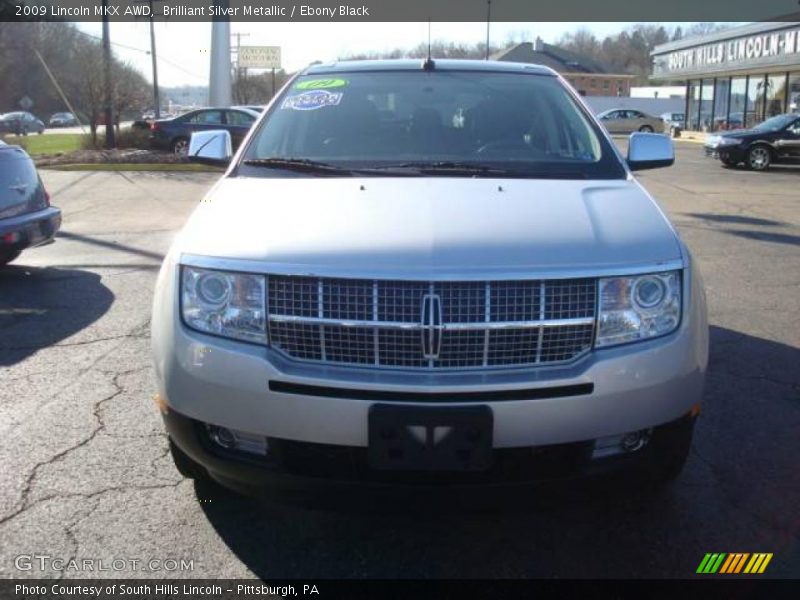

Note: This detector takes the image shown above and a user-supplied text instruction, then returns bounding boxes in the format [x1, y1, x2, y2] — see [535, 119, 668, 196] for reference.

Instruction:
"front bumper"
[0, 207, 62, 252]
[704, 144, 745, 162]
[164, 407, 697, 493]
[153, 259, 708, 452]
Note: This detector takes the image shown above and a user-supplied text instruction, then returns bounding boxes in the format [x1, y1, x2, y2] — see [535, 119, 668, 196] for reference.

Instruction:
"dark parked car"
[49, 112, 78, 127]
[236, 105, 266, 113]
[149, 107, 260, 155]
[704, 113, 800, 170]
[0, 112, 45, 136]
[0, 144, 61, 265]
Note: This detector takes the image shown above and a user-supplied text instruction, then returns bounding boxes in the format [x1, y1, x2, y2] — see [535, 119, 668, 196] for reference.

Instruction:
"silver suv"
[151, 60, 708, 495]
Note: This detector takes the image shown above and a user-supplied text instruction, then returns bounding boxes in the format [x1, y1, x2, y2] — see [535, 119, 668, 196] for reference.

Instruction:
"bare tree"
[557, 29, 600, 58]
[233, 70, 289, 104]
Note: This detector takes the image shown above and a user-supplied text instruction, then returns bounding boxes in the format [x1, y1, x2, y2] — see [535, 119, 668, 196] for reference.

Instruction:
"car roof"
[302, 58, 557, 77]
[0, 144, 30, 159]
[183, 107, 259, 114]
[230, 106, 262, 114]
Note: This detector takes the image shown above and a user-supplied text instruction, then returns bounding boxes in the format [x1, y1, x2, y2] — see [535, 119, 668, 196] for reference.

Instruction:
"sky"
[75, 21, 680, 88]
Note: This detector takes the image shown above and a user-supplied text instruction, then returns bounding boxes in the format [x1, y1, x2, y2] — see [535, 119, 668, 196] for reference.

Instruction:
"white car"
[151, 60, 708, 497]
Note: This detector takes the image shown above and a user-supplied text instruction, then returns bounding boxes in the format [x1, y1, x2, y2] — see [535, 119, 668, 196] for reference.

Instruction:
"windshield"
[240, 69, 625, 179]
[752, 114, 796, 132]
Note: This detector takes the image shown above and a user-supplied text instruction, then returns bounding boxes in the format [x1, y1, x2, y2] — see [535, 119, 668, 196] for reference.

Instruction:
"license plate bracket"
[368, 404, 493, 471]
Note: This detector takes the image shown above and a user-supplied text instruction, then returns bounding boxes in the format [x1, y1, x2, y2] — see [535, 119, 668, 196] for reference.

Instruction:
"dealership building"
[651, 21, 800, 132]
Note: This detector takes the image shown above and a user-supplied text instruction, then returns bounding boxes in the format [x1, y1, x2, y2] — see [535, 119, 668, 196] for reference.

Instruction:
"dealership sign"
[238, 46, 281, 69]
[654, 26, 800, 77]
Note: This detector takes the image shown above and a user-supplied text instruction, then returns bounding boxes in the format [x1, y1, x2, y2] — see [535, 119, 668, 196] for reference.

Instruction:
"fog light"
[208, 425, 235, 449]
[621, 430, 649, 452]
[592, 428, 652, 459]
[2, 231, 21, 244]
[205, 424, 268, 456]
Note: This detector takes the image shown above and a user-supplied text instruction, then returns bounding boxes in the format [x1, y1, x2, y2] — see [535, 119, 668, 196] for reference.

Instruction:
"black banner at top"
[2, 0, 800, 22]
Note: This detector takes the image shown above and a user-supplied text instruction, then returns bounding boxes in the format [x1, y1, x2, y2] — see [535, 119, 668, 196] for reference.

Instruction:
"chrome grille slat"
[267, 276, 596, 370]
[317, 279, 326, 362]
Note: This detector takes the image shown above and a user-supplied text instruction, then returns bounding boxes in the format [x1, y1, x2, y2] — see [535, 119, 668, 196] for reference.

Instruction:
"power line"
[76, 28, 206, 81]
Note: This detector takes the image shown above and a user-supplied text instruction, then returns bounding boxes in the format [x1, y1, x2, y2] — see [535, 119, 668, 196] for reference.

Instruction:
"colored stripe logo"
[697, 553, 773, 574]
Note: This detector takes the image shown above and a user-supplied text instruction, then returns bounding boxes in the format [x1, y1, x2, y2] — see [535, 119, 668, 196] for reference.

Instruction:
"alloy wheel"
[748, 146, 770, 170]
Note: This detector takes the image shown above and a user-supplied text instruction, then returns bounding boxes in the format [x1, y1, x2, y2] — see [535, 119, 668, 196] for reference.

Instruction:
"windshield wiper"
[376, 161, 514, 176]
[242, 158, 353, 175]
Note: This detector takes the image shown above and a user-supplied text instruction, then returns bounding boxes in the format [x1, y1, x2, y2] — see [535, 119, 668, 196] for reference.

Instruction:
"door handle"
[9, 183, 28, 193]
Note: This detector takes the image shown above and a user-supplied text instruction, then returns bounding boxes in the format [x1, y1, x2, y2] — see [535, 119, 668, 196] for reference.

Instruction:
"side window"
[226, 111, 256, 127]
[787, 120, 800, 135]
[188, 111, 223, 125]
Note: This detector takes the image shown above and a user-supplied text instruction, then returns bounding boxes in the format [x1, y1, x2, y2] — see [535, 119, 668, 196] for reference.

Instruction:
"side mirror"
[188, 130, 232, 166]
[627, 132, 674, 171]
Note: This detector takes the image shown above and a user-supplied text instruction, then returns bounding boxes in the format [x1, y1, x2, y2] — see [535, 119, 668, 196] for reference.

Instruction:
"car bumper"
[164, 407, 697, 494]
[153, 255, 708, 464]
[149, 134, 171, 150]
[705, 145, 745, 161]
[0, 207, 62, 252]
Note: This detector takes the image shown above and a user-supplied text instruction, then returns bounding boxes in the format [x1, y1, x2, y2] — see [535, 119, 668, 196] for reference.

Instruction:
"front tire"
[747, 145, 772, 171]
[169, 438, 209, 481]
[638, 416, 695, 485]
[0, 249, 22, 266]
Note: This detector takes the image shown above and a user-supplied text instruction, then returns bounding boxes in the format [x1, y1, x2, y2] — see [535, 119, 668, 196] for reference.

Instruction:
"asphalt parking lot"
[0, 142, 798, 579]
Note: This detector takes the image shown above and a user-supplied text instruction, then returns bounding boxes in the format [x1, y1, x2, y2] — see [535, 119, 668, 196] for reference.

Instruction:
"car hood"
[721, 129, 763, 139]
[176, 177, 682, 278]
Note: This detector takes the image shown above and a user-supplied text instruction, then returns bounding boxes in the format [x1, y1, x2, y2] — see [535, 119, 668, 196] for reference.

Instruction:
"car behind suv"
[149, 107, 260, 155]
[0, 144, 61, 265]
[704, 113, 800, 170]
[151, 60, 708, 496]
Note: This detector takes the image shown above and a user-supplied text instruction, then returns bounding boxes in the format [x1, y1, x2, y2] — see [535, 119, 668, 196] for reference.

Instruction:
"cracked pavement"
[0, 146, 798, 579]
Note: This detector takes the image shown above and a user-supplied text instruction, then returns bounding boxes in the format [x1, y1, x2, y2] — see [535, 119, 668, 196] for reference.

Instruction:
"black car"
[149, 107, 260, 155]
[704, 113, 800, 171]
[0, 111, 46, 136]
[0, 144, 61, 265]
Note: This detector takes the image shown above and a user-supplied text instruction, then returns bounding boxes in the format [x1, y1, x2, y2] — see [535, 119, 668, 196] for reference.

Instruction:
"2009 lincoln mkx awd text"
[151, 59, 708, 495]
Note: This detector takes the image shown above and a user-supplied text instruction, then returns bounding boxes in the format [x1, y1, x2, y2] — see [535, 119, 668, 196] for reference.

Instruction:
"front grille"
[267, 276, 596, 370]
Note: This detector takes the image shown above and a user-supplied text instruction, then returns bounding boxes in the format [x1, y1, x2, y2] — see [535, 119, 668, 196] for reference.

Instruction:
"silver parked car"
[598, 108, 666, 134]
[151, 60, 708, 496]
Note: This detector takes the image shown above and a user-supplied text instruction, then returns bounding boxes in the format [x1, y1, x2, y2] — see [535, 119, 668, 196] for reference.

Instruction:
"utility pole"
[485, 0, 492, 60]
[33, 49, 87, 134]
[135, 0, 163, 118]
[150, 13, 160, 118]
[209, 0, 232, 107]
[232, 32, 249, 103]
[101, 0, 115, 148]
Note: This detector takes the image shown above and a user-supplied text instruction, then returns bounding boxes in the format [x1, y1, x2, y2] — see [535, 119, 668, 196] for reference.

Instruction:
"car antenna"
[422, 20, 435, 71]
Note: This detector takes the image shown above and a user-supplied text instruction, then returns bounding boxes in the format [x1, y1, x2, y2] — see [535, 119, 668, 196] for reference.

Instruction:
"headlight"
[717, 137, 742, 147]
[181, 266, 266, 344]
[596, 271, 681, 348]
